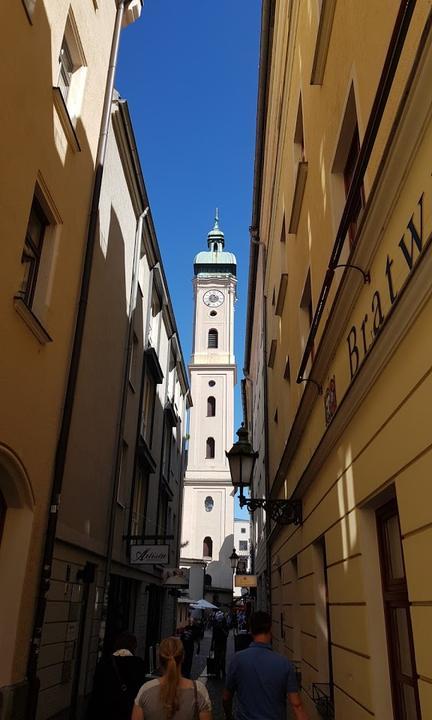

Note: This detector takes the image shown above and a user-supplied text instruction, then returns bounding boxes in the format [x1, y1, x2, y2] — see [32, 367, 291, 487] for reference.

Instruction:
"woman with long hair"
[132, 637, 212, 720]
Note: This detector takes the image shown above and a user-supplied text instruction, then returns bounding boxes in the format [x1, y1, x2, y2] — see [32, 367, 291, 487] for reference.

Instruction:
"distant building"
[180, 214, 237, 607]
[245, 1, 432, 718]
[233, 519, 251, 598]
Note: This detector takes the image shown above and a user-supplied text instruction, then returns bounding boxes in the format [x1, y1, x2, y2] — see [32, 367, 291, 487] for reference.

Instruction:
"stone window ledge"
[52, 87, 81, 153]
[14, 297, 52, 344]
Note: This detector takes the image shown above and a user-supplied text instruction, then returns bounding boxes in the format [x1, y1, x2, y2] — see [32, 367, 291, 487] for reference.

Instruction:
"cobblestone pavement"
[191, 629, 234, 720]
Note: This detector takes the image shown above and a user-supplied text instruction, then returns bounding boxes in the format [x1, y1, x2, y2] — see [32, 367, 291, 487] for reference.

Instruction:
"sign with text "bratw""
[130, 545, 169, 565]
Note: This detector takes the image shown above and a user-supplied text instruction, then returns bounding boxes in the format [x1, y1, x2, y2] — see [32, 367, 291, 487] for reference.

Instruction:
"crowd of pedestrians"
[87, 610, 309, 720]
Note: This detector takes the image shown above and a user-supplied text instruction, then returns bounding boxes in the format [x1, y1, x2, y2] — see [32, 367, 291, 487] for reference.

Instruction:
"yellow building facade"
[245, 1, 432, 718]
[0, 2, 141, 717]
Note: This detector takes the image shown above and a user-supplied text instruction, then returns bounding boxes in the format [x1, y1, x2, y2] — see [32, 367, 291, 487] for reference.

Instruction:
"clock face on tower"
[203, 289, 224, 308]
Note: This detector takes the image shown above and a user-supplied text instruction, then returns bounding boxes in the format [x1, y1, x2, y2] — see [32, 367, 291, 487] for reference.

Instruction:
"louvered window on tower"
[206, 437, 215, 459]
[203, 536, 213, 558]
[208, 328, 218, 348]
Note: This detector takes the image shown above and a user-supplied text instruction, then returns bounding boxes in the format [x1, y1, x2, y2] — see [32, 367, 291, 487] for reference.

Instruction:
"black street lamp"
[229, 548, 239, 574]
[226, 424, 302, 525]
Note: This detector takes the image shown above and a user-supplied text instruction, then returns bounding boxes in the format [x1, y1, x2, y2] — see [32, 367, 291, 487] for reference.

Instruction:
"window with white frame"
[56, 11, 87, 122]
[58, 38, 74, 104]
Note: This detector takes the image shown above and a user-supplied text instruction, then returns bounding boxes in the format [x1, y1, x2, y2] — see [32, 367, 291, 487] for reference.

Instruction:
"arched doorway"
[0, 445, 34, 688]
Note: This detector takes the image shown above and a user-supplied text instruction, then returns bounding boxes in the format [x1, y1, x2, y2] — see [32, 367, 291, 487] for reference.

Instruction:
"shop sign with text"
[235, 575, 257, 588]
[347, 192, 429, 380]
[130, 545, 169, 565]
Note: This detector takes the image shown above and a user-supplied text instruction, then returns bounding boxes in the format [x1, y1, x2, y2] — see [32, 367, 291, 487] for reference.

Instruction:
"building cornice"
[244, 0, 275, 374]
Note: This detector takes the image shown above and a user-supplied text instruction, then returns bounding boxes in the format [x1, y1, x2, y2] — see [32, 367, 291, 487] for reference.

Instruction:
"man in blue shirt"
[223, 611, 309, 720]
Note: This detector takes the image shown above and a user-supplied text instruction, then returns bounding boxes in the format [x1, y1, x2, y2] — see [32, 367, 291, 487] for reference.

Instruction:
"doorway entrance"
[376, 499, 421, 719]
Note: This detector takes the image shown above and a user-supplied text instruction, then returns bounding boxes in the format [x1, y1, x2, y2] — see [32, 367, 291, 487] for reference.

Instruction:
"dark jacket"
[86, 654, 146, 720]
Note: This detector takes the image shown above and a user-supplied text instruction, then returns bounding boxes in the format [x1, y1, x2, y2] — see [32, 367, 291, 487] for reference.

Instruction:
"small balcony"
[164, 396, 178, 427]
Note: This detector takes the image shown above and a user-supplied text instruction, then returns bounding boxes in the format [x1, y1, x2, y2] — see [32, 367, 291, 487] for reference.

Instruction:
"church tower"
[180, 212, 236, 598]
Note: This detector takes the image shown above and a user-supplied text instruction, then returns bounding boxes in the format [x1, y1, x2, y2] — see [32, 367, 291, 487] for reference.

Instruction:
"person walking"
[211, 611, 229, 679]
[180, 620, 201, 678]
[86, 631, 145, 720]
[133, 636, 212, 720]
[222, 611, 309, 720]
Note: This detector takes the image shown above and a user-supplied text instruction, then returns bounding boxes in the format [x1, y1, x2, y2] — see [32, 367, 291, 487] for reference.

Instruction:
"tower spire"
[207, 207, 225, 250]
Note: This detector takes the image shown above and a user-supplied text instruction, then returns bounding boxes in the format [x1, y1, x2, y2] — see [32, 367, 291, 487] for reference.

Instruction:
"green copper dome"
[194, 210, 237, 277]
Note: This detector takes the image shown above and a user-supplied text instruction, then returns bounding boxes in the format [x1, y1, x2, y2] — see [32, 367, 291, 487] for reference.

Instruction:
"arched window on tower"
[206, 437, 215, 459]
[208, 329, 218, 349]
[213, 242, 218, 252]
[203, 536, 213, 558]
[207, 396, 216, 417]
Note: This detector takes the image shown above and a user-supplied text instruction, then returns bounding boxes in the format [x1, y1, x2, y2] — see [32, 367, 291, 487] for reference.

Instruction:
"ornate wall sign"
[324, 376, 337, 426]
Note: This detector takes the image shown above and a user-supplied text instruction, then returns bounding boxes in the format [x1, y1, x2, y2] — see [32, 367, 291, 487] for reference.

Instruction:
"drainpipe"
[26, 3, 131, 716]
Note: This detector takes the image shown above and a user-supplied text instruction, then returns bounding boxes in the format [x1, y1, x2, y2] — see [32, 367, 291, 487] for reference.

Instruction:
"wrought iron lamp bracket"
[239, 494, 302, 525]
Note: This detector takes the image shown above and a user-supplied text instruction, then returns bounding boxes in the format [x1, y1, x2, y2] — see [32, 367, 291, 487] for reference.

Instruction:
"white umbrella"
[189, 598, 218, 609]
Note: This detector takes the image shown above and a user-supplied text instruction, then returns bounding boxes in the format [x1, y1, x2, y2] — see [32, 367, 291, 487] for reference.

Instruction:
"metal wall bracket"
[297, 376, 323, 394]
[239, 495, 302, 525]
[332, 263, 370, 283]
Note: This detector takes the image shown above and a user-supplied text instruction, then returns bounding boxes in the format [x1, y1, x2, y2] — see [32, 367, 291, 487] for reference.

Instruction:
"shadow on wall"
[0, 0, 105, 709]
[206, 533, 234, 589]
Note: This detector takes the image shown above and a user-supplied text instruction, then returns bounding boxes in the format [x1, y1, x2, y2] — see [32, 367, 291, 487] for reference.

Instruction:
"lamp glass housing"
[229, 548, 239, 570]
[226, 424, 257, 489]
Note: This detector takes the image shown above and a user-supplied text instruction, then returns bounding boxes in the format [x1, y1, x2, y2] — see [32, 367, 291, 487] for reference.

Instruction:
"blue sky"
[117, 1, 261, 517]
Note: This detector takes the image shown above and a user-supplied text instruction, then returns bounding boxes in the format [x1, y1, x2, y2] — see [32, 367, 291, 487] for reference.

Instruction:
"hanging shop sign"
[235, 575, 257, 588]
[130, 544, 169, 565]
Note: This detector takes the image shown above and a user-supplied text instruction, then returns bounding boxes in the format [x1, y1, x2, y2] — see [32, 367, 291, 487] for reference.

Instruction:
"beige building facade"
[0, 2, 142, 717]
[245, 1, 432, 718]
[36, 94, 191, 719]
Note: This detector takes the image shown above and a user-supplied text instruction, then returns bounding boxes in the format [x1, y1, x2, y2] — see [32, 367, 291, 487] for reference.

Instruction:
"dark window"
[204, 496, 214, 512]
[141, 373, 156, 447]
[206, 437, 215, 459]
[208, 329, 218, 349]
[158, 491, 169, 536]
[203, 536, 213, 558]
[208, 380, 216, 387]
[210, 310, 217, 317]
[300, 270, 314, 361]
[344, 125, 365, 248]
[294, 96, 305, 162]
[20, 197, 48, 307]
[377, 500, 421, 719]
[131, 465, 148, 537]
[241, 528, 246, 534]
[0, 490, 6, 546]
[207, 396, 216, 417]
[239, 540, 248, 551]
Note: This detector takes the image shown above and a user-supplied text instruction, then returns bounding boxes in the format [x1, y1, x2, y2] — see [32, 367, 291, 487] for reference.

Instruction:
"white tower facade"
[181, 213, 236, 596]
